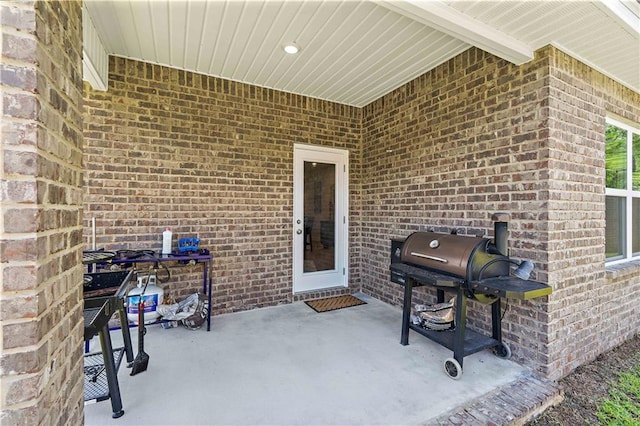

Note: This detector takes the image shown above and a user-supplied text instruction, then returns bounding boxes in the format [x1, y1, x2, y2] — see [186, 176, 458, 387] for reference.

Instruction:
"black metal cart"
[391, 262, 551, 379]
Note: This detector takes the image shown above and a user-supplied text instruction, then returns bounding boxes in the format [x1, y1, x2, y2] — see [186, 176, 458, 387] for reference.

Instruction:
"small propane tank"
[162, 227, 172, 254]
[126, 274, 165, 325]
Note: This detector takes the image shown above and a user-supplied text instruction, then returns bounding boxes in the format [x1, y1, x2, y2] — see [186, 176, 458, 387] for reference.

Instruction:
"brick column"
[1, 1, 84, 424]
[543, 47, 640, 379]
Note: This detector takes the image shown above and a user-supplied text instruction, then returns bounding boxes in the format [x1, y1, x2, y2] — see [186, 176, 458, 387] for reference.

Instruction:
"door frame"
[292, 143, 349, 294]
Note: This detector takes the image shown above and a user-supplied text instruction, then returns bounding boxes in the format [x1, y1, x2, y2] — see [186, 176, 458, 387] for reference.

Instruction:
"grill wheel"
[492, 342, 512, 359]
[444, 358, 462, 380]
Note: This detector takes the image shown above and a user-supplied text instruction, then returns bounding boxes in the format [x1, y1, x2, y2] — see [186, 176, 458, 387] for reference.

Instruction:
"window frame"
[605, 117, 640, 264]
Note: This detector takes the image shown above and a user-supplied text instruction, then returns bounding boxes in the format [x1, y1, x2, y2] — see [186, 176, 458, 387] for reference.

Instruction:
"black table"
[108, 252, 214, 331]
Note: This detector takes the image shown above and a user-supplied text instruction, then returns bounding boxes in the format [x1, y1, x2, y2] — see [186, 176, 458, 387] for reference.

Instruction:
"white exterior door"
[293, 144, 349, 294]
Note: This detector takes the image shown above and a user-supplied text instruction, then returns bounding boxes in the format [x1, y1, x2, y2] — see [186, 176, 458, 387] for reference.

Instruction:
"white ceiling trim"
[593, 0, 640, 35]
[375, 0, 534, 65]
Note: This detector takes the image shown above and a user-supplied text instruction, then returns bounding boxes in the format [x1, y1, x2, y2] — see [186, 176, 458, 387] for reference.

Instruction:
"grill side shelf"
[390, 263, 463, 288]
[470, 277, 552, 300]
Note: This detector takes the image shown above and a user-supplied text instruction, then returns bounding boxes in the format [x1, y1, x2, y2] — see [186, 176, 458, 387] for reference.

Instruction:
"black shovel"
[130, 281, 149, 376]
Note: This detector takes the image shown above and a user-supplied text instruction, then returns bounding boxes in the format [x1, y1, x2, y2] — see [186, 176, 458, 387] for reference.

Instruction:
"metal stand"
[400, 277, 501, 373]
[108, 252, 214, 331]
[99, 323, 124, 418]
[84, 300, 125, 418]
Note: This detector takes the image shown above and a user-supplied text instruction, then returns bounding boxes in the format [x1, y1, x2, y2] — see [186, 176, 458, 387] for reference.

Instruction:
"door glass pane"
[633, 198, 640, 256]
[303, 161, 335, 273]
[606, 124, 627, 189]
[605, 196, 626, 259]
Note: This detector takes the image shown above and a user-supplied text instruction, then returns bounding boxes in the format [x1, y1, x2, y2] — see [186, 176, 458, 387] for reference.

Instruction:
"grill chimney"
[491, 212, 510, 257]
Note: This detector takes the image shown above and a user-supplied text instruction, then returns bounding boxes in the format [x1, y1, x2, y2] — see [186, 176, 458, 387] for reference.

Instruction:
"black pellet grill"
[389, 213, 552, 379]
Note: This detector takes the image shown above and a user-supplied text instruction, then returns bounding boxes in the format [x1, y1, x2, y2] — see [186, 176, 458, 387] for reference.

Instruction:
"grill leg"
[400, 278, 413, 346]
[118, 306, 134, 363]
[99, 325, 124, 418]
[491, 298, 502, 342]
[453, 287, 466, 368]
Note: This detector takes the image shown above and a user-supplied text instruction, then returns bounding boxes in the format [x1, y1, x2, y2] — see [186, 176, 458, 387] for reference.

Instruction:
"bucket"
[126, 274, 165, 325]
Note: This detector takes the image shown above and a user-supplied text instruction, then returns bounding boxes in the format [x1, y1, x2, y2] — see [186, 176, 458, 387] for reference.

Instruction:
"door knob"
[296, 229, 302, 234]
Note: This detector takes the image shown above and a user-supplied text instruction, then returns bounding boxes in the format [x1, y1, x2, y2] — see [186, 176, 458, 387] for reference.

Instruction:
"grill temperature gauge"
[429, 239, 440, 249]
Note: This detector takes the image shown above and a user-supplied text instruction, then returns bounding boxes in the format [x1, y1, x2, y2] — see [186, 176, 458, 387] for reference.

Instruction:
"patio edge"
[428, 370, 564, 425]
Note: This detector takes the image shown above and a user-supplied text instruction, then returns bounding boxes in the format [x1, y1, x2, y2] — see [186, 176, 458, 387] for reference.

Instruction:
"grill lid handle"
[410, 252, 448, 263]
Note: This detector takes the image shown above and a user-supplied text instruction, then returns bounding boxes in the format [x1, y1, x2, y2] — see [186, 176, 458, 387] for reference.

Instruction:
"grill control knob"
[429, 239, 440, 249]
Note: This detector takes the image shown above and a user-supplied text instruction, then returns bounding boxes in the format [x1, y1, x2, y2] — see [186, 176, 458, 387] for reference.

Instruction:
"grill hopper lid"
[400, 232, 505, 280]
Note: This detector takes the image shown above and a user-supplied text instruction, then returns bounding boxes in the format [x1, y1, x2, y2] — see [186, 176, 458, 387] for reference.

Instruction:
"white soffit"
[84, 0, 469, 107]
[84, 0, 640, 106]
[82, 4, 109, 91]
[444, 0, 640, 95]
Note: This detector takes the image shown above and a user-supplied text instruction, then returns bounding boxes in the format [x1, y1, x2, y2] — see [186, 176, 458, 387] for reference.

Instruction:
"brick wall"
[545, 47, 640, 378]
[1, 0, 84, 424]
[361, 47, 554, 374]
[360, 45, 640, 379]
[83, 57, 362, 311]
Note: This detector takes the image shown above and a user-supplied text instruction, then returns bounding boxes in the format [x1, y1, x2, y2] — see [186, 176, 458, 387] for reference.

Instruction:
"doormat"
[305, 294, 366, 313]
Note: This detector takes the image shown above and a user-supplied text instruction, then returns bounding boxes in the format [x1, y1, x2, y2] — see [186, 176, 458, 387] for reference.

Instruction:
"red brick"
[3, 207, 39, 233]
[1, 31, 36, 62]
[0, 3, 36, 32]
[0, 63, 37, 91]
[3, 374, 40, 405]
[2, 92, 38, 119]
[1, 179, 37, 203]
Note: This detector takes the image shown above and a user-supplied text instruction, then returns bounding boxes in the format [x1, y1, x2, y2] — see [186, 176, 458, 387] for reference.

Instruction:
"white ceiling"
[84, 0, 640, 107]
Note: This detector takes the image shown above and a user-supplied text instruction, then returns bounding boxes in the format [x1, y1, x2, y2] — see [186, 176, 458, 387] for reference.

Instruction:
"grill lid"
[400, 232, 488, 278]
[399, 230, 512, 282]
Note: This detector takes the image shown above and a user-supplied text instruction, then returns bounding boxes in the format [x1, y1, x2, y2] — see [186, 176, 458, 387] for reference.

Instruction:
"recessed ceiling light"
[283, 43, 300, 55]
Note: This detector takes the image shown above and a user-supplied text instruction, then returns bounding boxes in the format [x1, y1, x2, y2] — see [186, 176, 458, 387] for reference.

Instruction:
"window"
[605, 118, 640, 263]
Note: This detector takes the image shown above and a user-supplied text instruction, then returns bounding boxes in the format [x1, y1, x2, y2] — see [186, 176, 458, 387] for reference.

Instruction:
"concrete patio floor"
[84, 293, 560, 425]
